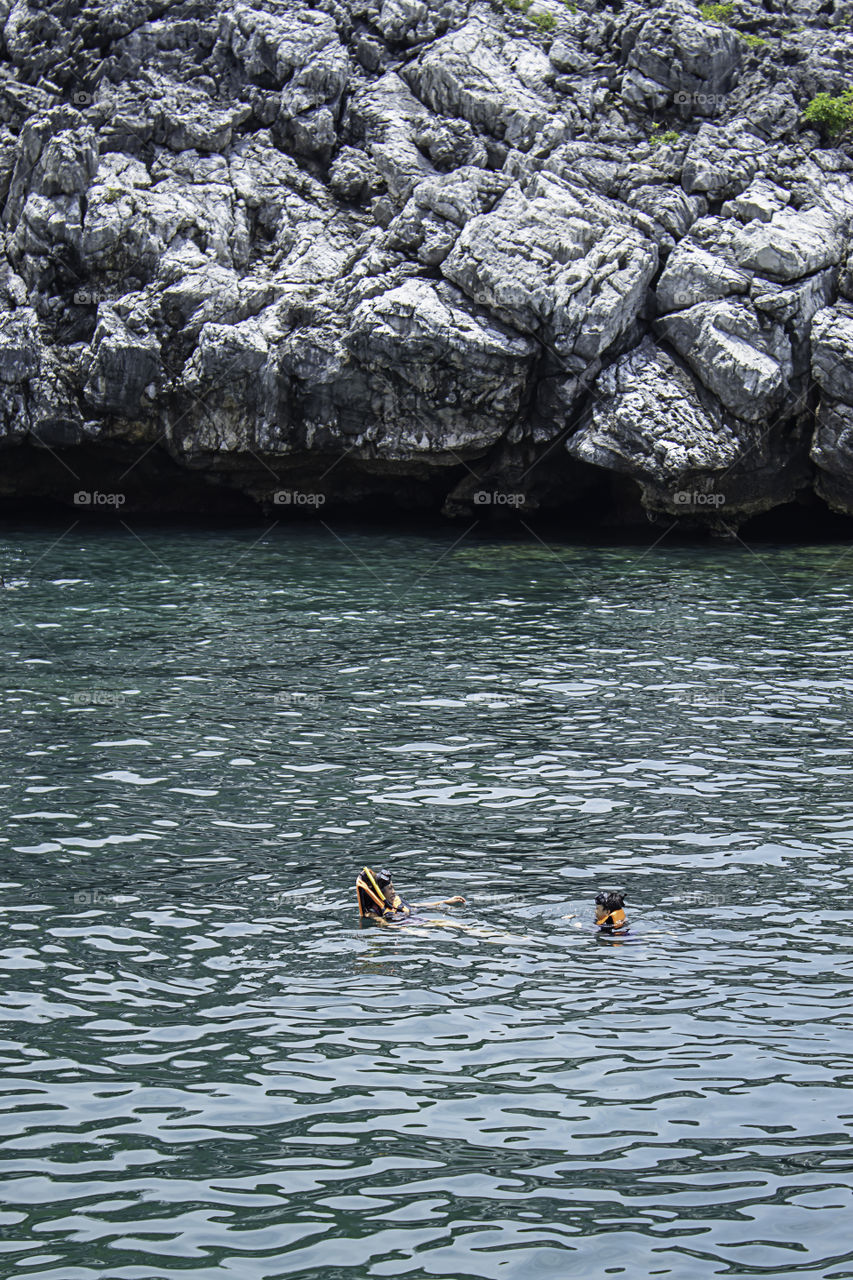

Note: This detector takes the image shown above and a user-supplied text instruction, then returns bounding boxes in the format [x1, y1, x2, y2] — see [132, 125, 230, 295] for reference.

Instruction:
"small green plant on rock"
[699, 2, 734, 23]
[650, 124, 680, 146]
[803, 89, 853, 137]
[739, 31, 766, 48]
[501, 0, 559, 31]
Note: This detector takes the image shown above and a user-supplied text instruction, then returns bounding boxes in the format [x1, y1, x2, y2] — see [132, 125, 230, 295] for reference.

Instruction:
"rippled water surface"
[2, 526, 853, 1279]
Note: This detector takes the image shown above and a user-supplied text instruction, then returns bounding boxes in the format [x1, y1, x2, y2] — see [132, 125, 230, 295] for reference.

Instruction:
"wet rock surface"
[0, 0, 852, 527]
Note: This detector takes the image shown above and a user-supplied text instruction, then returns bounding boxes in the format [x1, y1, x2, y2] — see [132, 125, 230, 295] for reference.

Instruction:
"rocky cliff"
[1, 0, 852, 529]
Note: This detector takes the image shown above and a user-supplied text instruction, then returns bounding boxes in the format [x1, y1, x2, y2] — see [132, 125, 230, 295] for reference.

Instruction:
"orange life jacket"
[597, 907, 628, 931]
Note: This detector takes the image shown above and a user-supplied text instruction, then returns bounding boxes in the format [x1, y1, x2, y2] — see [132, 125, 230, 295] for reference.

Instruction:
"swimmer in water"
[594, 890, 628, 933]
[356, 866, 466, 923]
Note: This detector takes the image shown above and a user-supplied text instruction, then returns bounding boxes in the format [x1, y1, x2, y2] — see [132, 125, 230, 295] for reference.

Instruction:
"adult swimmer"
[355, 866, 465, 924]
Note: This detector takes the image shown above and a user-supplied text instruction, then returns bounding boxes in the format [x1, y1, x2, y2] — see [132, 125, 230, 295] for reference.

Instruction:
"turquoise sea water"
[2, 526, 853, 1279]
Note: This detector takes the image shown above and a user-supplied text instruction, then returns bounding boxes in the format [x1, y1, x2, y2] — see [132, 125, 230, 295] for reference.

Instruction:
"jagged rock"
[214, 2, 347, 159]
[346, 72, 436, 201]
[412, 114, 488, 171]
[721, 178, 791, 224]
[374, 0, 461, 47]
[83, 306, 161, 416]
[3, 0, 73, 80]
[744, 89, 799, 141]
[682, 122, 764, 198]
[3, 107, 95, 226]
[402, 17, 553, 150]
[170, 315, 275, 456]
[0, 66, 59, 131]
[811, 303, 853, 403]
[657, 242, 751, 312]
[657, 298, 793, 421]
[31, 348, 87, 446]
[812, 397, 853, 513]
[0, 307, 41, 383]
[329, 146, 384, 202]
[622, 183, 703, 250]
[752, 267, 837, 331]
[0, 0, 852, 528]
[94, 72, 251, 154]
[568, 337, 809, 518]
[550, 34, 594, 75]
[620, 3, 742, 118]
[0, 384, 28, 442]
[0, 258, 27, 309]
[839, 245, 853, 301]
[345, 278, 536, 457]
[731, 206, 844, 282]
[385, 166, 511, 265]
[442, 178, 658, 368]
[80, 153, 160, 286]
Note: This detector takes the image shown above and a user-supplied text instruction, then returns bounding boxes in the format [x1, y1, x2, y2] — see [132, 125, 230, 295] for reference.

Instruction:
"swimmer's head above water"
[356, 866, 409, 918]
[595, 891, 627, 932]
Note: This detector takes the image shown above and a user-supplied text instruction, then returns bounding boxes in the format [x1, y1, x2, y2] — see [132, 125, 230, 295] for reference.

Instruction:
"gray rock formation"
[0, 0, 852, 528]
[811, 302, 853, 511]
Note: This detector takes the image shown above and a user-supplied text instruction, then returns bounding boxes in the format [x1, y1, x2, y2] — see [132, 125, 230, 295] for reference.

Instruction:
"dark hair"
[595, 891, 625, 912]
[376, 869, 393, 888]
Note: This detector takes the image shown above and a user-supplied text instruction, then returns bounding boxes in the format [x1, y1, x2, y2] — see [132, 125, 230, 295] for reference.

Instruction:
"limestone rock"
[0, 0, 852, 527]
[347, 72, 436, 201]
[621, 3, 742, 118]
[811, 304, 853, 404]
[346, 278, 536, 456]
[657, 242, 751, 312]
[374, 0, 461, 47]
[385, 167, 511, 266]
[0, 307, 41, 383]
[812, 397, 853, 513]
[682, 123, 764, 199]
[657, 298, 793, 421]
[731, 207, 844, 283]
[442, 179, 658, 368]
[402, 18, 553, 151]
[83, 306, 161, 416]
[569, 337, 809, 518]
[721, 178, 791, 224]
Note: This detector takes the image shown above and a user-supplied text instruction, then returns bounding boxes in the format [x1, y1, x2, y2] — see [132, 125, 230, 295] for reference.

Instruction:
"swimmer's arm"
[413, 895, 467, 909]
